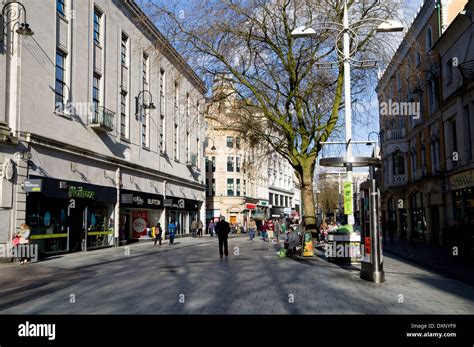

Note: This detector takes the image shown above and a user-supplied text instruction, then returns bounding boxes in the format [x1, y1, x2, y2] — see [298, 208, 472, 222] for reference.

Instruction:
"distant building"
[204, 78, 300, 228]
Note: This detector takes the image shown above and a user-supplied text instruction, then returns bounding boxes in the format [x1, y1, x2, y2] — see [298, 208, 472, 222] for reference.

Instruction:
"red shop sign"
[246, 204, 256, 210]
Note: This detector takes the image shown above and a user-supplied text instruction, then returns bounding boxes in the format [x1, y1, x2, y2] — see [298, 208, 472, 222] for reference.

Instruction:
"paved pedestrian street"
[1, 236, 473, 314]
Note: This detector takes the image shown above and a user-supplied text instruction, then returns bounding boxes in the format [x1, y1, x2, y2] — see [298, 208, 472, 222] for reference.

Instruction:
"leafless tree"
[139, 0, 402, 230]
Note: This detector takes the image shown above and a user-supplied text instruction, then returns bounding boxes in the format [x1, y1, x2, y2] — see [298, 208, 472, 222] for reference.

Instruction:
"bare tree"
[140, 0, 401, 231]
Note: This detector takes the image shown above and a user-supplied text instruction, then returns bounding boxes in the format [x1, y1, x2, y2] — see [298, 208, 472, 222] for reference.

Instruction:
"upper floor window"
[160, 69, 165, 118]
[226, 136, 234, 148]
[425, 26, 433, 52]
[121, 33, 128, 66]
[236, 157, 240, 172]
[446, 59, 453, 84]
[236, 137, 241, 149]
[227, 179, 234, 196]
[93, 8, 102, 45]
[227, 156, 234, 172]
[57, 0, 66, 16]
[142, 53, 149, 91]
[55, 50, 67, 107]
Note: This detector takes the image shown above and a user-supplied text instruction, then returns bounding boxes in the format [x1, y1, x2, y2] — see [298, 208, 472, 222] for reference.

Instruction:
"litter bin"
[326, 225, 361, 263]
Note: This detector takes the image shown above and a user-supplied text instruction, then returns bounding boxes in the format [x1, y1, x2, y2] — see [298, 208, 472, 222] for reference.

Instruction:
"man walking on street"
[215, 216, 231, 258]
[248, 217, 257, 241]
[154, 222, 163, 246]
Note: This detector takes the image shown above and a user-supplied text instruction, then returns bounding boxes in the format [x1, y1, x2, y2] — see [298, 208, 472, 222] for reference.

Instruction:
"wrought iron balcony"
[90, 106, 115, 132]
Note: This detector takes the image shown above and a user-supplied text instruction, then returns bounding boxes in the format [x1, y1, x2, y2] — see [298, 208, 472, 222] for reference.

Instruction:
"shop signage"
[164, 197, 198, 210]
[69, 186, 95, 199]
[449, 170, 474, 190]
[257, 200, 269, 207]
[132, 211, 148, 238]
[121, 192, 163, 208]
[23, 179, 42, 192]
[245, 203, 256, 210]
[343, 182, 353, 215]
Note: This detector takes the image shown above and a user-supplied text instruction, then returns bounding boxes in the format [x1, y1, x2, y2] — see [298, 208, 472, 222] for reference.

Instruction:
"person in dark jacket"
[154, 222, 163, 246]
[215, 216, 231, 258]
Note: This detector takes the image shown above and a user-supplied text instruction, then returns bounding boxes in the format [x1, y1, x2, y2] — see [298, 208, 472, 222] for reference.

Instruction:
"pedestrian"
[154, 222, 163, 246]
[275, 219, 281, 243]
[266, 218, 275, 243]
[215, 216, 230, 258]
[191, 219, 198, 238]
[248, 217, 257, 241]
[168, 220, 177, 244]
[208, 220, 215, 237]
[15, 224, 31, 264]
[197, 220, 204, 238]
[281, 221, 287, 234]
[261, 219, 268, 242]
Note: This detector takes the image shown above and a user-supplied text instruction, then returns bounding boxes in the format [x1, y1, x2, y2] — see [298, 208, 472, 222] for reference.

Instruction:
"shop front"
[25, 176, 116, 256]
[164, 196, 201, 236]
[449, 170, 474, 223]
[120, 190, 164, 242]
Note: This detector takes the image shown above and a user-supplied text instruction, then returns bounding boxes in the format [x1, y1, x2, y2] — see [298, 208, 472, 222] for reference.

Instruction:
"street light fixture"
[135, 90, 156, 118]
[205, 137, 216, 151]
[1, 1, 34, 44]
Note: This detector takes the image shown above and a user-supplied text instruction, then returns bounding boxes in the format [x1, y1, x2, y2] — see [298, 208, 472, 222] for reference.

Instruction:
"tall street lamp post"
[292, 1, 403, 227]
[291, 1, 403, 282]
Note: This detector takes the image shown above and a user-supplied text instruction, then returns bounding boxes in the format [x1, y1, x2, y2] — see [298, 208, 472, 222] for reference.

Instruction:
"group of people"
[190, 219, 204, 238]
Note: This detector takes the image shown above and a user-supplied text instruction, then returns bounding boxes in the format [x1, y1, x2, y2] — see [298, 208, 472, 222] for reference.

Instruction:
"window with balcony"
[236, 179, 241, 196]
[92, 73, 100, 119]
[226, 136, 234, 148]
[227, 156, 234, 172]
[227, 179, 234, 196]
